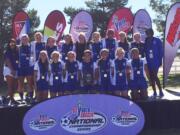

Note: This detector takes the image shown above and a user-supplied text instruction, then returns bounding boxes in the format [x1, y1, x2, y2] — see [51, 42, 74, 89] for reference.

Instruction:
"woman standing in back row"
[144, 28, 164, 97]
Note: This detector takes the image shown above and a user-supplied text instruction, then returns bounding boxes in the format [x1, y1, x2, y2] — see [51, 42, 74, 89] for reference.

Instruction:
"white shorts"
[3, 66, 17, 78]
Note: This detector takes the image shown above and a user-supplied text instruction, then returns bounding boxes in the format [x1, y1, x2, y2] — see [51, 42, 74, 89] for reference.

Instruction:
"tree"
[64, 0, 128, 37]
[150, 0, 178, 37]
[0, 0, 40, 84]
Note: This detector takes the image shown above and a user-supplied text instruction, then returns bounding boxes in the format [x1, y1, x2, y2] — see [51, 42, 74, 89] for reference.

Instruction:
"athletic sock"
[19, 92, 24, 100]
[28, 92, 34, 98]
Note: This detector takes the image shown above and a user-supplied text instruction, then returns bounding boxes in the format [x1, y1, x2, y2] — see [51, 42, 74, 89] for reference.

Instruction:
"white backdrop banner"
[70, 11, 93, 42]
[164, 2, 180, 84]
[133, 9, 152, 42]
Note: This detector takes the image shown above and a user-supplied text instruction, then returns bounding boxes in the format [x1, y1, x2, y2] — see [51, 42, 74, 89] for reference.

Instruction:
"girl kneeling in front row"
[64, 51, 80, 94]
[127, 48, 149, 100]
[95, 48, 113, 93]
[112, 47, 129, 98]
[79, 50, 97, 93]
[34, 50, 49, 102]
[49, 51, 65, 98]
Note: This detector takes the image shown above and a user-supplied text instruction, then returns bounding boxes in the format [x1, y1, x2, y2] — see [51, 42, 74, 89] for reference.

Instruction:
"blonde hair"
[84, 49, 92, 55]
[130, 48, 139, 56]
[100, 48, 109, 56]
[64, 34, 74, 44]
[133, 32, 141, 41]
[78, 32, 86, 42]
[39, 50, 48, 56]
[34, 32, 43, 41]
[39, 50, 49, 61]
[67, 51, 76, 58]
[92, 32, 101, 42]
[20, 34, 29, 40]
[115, 47, 125, 56]
[119, 31, 126, 37]
[51, 51, 61, 59]
[78, 32, 86, 38]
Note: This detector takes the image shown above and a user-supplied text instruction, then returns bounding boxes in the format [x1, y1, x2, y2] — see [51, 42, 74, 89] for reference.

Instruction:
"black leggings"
[149, 69, 162, 92]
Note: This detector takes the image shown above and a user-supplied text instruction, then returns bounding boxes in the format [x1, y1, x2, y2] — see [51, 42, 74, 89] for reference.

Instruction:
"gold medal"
[41, 76, 45, 79]
[119, 73, 122, 76]
[71, 75, 74, 79]
[137, 71, 140, 74]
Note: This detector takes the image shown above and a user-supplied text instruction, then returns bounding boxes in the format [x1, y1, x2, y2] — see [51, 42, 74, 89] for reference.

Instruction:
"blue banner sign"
[23, 94, 144, 135]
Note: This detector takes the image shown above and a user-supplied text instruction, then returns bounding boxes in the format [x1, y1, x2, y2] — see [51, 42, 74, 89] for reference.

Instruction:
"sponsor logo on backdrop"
[112, 15, 130, 32]
[73, 21, 90, 33]
[111, 110, 138, 127]
[29, 115, 56, 131]
[136, 20, 149, 35]
[15, 21, 25, 37]
[60, 102, 107, 134]
[55, 22, 64, 40]
[166, 8, 180, 47]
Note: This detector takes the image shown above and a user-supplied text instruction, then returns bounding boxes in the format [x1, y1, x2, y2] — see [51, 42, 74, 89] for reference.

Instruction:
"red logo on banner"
[15, 21, 25, 38]
[107, 8, 133, 40]
[12, 11, 30, 40]
[55, 22, 64, 41]
[44, 10, 66, 43]
[166, 8, 180, 46]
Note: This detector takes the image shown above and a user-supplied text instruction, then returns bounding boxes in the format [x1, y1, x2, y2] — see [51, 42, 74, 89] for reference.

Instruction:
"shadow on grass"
[0, 83, 7, 96]
[159, 74, 180, 88]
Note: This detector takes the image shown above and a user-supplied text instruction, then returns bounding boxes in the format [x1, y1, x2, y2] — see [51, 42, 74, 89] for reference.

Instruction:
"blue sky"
[27, 0, 156, 34]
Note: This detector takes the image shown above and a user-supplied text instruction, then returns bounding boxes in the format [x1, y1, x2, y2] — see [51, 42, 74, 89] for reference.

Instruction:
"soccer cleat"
[9, 99, 20, 107]
[153, 91, 157, 97]
[159, 91, 164, 97]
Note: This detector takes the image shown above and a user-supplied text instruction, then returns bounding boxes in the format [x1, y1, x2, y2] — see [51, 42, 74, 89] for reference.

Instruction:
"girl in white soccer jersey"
[79, 50, 96, 93]
[127, 48, 149, 100]
[49, 51, 65, 98]
[34, 50, 49, 102]
[89, 32, 103, 62]
[64, 51, 80, 94]
[46, 36, 57, 58]
[18, 34, 34, 100]
[31, 32, 46, 63]
[95, 48, 113, 93]
[102, 29, 118, 60]
[61, 34, 75, 62]
[112, 47, 129, 98]
[118, 31, 130, 59]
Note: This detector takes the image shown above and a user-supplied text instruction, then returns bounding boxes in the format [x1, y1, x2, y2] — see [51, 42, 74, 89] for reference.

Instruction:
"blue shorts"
[50, 83, 64, 92]
[129, 79, 147, 90]
[64, 82, 79, 91]
[18, 66, 34, 77]
[80, 85, 94, 91]
[113, 84, 128, 91]
[98, 83, 112, 91]
[36, 80, 49, 91]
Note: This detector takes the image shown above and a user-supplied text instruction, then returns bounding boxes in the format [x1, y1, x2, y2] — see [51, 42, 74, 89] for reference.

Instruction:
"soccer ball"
[61, 116, 70, 126]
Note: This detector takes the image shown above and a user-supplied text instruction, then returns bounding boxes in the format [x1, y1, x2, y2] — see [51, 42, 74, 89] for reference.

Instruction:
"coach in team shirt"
[144, 28, 164, 97]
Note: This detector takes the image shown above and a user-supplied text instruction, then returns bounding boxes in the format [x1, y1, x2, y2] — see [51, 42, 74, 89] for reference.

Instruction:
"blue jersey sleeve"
[157, 38, 163, 67]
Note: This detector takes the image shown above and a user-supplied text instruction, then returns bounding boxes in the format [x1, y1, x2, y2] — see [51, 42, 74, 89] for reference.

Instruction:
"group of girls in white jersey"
[4, 28, 162, 104]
